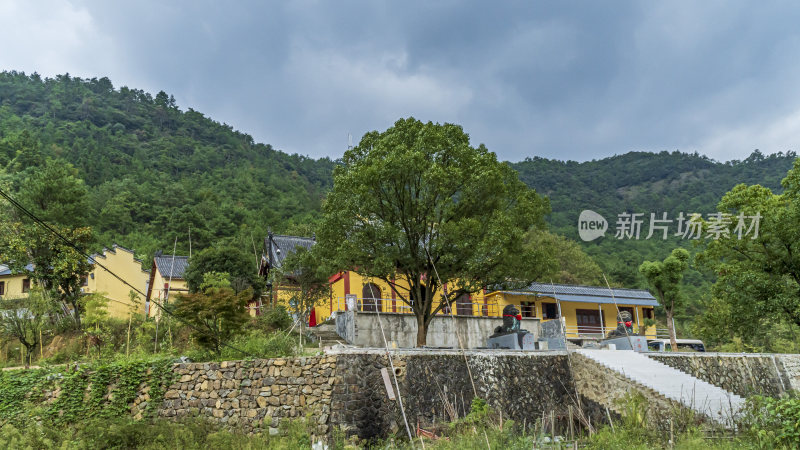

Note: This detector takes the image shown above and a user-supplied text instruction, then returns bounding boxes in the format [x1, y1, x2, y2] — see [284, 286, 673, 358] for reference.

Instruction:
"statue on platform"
[606, 310, 634, 338]
[493, 305, 522, 335]
[487, 305, 536, 350]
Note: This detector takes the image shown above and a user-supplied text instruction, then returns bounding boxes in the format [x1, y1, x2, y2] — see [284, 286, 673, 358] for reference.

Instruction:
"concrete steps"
[310, 324, 344, 348]
[576, 349, 744, 426]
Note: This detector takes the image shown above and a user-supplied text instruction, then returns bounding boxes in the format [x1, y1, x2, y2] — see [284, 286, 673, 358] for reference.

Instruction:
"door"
[576, 309, 602, 335]
[362, 283, 382, 312]
[455, 293, 472, 316]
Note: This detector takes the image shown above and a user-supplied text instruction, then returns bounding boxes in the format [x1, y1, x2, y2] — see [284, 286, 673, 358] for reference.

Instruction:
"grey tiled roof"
[0, 263, 35, 276]
[494, 282, 659, 307]
[154, 255, 189, 280]
[265, 234, 315, 269]
[527, 282, 656, 301]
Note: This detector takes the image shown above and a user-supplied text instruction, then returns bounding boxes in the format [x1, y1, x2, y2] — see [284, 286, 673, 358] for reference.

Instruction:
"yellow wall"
[147, 267, 188, 318]
[0, 273, 32, 298]
[84, 245, 151, 319]
[301, 271, 489, 323]
[484, 292, 657, 338]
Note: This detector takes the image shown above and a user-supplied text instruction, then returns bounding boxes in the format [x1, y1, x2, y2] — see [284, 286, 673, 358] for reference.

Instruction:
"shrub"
[258, 306, 293, 331]
[741, 395, 800, 447]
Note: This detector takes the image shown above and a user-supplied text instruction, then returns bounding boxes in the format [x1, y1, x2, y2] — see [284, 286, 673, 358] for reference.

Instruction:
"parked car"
[647, 339, 706, 352]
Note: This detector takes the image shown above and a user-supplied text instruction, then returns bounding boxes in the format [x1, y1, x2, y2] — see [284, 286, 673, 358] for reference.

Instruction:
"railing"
[333, 296, 536, 318]
[562, 325, 670, 339]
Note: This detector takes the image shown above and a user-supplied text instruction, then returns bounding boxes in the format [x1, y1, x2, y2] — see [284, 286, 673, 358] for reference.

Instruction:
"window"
[643, 308, 654, 320]
[0, 281, 4, 295]
[619, 307, 635, 323]
[81, 276, 88, 286]
[520, 301, 535, 318]
[22, 278, 30, 293]
[542, 302, 559, 319]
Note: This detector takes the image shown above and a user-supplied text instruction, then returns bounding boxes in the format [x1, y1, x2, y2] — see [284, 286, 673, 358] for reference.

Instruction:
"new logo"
[578, 210, 607, 241]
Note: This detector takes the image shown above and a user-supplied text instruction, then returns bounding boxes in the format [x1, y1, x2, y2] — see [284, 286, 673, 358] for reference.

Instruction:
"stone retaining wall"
[16, 350, 800, 440]
[154, 356, 337, 435]
[647, 353, 800, 397]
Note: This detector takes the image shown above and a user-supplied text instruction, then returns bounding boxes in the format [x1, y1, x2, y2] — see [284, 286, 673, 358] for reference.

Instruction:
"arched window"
[362, 283, 382, 312]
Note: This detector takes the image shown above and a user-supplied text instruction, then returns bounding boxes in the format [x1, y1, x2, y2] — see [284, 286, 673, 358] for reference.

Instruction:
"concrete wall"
[337, 311, 539, 348]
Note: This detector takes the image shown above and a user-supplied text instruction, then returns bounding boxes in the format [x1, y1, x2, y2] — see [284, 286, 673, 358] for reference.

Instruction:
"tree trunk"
[69, 298, 82, 329]
[666, 309, 677, 351]
[416, 315, 428, 347]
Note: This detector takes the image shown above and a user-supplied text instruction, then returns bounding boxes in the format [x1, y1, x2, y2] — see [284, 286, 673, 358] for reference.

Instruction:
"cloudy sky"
[1, 1, 799, 162]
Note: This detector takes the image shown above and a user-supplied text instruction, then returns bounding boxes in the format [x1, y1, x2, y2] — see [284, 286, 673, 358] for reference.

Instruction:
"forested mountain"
[0, 70, 796, 303]
[511, 151, 797, 288]
[0, 71, 335, 260]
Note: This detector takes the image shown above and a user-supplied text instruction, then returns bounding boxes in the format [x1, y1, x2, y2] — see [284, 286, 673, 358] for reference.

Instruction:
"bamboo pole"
[126, 315, 132, 357]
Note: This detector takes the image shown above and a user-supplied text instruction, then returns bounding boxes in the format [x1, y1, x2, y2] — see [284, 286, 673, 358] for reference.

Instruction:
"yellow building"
[256, 233, 658, 339]
[84, 245, 151, 318]
[0, 264, 33, 299]
[257, 232, 492, 324]
[145, 252, 189, 317]
[485, 283, 658, 339]
[322, 271, 490, 322]
[2, 245, 150, 319]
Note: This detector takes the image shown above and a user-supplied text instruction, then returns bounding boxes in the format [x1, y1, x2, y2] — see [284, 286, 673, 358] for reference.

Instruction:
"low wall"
[157, 357, 336, 435]
[330, 349, 572, 438]
[337, 311, 539, 348]
[8, 350, 800, 440]
[648, 353, 800, 397]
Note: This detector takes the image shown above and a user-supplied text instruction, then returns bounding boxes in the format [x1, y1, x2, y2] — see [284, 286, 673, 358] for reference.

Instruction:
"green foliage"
[172, 272, 250, 355]
[0, 160, 94, 328]
[277, 247, 331, 334]
[0, 70, 335, 260]
[258, 305, 293, 331]
[220, 330, 299, 360]
[0, 289, 60, 367]
[0, 357, 176, 428]
[698, 159, 800, 349]
[0, 416, 314, 449]
[640, 248, 690, 347]
[185, 245, 265, 297]
[741, 395, 800, 448]
[523, 230, 603, 285]
[318, 118, 550, 346]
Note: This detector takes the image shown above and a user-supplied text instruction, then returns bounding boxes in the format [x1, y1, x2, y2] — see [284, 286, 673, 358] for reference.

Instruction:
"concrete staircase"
[575, 349, 745, 426]
[310, 323, 345, 348]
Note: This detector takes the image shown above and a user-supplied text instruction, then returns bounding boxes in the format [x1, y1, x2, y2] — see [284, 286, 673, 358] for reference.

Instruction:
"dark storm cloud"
[2, 1, 800, 161]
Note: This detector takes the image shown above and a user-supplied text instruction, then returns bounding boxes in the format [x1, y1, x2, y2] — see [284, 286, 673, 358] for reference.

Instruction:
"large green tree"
[172, 272, 250, 355]
[698, 159, 800, 347]
[640, 248, 690, 350]
[317, 118, 550, 346]
[0, 288, 59, 368]
[184, 244, 265, 298]
[0, 158, 92, 328]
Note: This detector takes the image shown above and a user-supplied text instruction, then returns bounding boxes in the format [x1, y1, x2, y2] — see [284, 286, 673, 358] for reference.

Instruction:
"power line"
[0, 187, 257, 359]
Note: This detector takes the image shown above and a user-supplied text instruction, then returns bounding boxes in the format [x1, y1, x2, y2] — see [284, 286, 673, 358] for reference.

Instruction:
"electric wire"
[0, 187, 258, 359]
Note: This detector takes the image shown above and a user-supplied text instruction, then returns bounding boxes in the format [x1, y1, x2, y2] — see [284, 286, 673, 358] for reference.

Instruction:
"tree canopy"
[317, 118, 551, 345]
[697, 159, 800, 348]
[640, 248, 690, 349]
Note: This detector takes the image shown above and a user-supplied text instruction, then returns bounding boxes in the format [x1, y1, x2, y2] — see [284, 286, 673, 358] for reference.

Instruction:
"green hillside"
[0, 71, 334, 260]
[1, 70, 796, 299]
[512, 151, 796, 287]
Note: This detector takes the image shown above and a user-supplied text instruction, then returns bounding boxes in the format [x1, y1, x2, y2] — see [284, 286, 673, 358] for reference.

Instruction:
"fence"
[333, 296, 539, 318]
